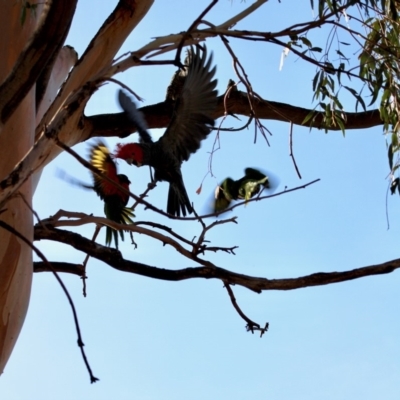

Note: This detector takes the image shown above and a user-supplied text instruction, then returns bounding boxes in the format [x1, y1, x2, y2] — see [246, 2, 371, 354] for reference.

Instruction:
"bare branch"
[114, 0, 268, 60]
[81, 225, 102, 297]
[218, 0, 268, 30]
[174, 0, 219, 64]
[85, 90, 383, 142]
[34, 225, 400, 293]
[198, 179, 321, 220]
[34, 261, 85, 276]
[224, 282, 269, 337]
[40, 211, 202, 261]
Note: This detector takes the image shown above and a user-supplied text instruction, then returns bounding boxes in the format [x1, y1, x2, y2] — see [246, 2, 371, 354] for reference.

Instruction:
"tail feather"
[167, 182, 193, 217]
[104, 203, 135, 249]
[106, 226, 120, 249]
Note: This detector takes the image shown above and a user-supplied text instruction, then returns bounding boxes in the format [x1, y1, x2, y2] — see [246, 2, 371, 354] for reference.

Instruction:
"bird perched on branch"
[114, 46, 218, 217]
[213, 168, 272, 213]
[89, 141, 134, 248]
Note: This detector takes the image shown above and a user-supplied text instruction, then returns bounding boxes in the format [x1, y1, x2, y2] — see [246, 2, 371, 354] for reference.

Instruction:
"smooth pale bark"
[32, 46, 78, 193]
[0, 1, 42, 373]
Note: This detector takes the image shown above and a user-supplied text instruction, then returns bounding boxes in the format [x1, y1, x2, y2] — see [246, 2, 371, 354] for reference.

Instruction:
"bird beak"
[126, 158, 142, 167]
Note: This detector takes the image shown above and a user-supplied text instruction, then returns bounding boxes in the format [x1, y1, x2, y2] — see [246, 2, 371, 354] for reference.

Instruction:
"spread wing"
[118, 90, 153, 144]
[159, 46, 218, 163]
[89, 141, 121, 198]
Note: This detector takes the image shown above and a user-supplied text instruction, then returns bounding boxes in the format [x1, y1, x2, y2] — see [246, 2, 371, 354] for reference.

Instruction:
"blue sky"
[2, 1, 400, 399]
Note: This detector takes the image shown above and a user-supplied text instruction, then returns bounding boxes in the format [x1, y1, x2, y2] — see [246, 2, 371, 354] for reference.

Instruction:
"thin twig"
[206, 178, 321, 219]
[193, 205, 206, 230]
[213, 114, 253, 132]
[174, 0, 219, 64]
[193, 217, 237, 255]
[135, 220, 194, 247]
[224, 282, 269, 337]
[219, 34, 271, 146]
[130, 182, 156, 211]
[16, 192, 42, 223]
[386, 182, 391, 230]
[135, 219, 238, 255]
[81, 225, 101, 297]
[289, 122, 302, 179]
[106, 78, 144, 102]
[42, 211, 203, 262]
[197, 245, 238, 255]
[206, 83, 254, 176]
[34, 261, 85, 276]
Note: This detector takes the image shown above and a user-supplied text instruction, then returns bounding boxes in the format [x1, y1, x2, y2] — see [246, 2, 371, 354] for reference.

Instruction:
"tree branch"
[85, 89, 383, 140]
[36, 0, 154, 137]
[33, 261, 85, 276]
[34, 225, 400, 293]
[224, 282, 269, 336]
[0, 0, 78, 126]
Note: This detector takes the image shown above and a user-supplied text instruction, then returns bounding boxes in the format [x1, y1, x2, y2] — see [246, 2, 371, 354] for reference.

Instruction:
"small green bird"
[214, 168, 271, 212]
[89, 141, 134, 249]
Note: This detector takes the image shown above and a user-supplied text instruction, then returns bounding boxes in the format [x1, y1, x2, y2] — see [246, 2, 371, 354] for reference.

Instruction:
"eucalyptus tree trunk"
[0, 1, 39, 373]
[0, 1, 76, 373]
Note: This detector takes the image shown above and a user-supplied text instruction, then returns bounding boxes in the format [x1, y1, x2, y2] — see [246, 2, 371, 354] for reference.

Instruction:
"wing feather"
[159, 46, 218, 162]
[89, 141, 120, 198]
[118, 90, 153, 144]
